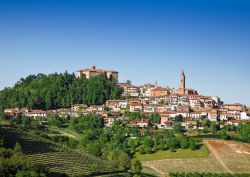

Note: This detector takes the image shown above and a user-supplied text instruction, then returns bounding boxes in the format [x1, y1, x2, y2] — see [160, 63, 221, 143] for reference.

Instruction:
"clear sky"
[0, 0, 250, 105]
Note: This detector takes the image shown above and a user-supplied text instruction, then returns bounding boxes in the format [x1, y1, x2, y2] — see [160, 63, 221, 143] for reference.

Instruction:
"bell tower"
[180, 69, 185, 91]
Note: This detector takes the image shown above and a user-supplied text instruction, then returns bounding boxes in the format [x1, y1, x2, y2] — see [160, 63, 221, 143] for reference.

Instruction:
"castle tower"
[180, 70, 186, 94]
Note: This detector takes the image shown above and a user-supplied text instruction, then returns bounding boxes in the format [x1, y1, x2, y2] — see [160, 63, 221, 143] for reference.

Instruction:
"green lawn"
[134, 145, 210, 161]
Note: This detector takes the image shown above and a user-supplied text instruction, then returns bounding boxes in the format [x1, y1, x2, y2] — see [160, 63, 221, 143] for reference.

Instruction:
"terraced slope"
[1, 127, 116, 177]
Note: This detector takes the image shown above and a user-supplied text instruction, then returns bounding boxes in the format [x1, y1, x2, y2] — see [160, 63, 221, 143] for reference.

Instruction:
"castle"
[76, 66, 118, 82]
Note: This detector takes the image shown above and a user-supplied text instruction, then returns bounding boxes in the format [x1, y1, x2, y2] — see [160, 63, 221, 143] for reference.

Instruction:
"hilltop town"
[1, 66, 250, 177]
[4, 66, 250, 130]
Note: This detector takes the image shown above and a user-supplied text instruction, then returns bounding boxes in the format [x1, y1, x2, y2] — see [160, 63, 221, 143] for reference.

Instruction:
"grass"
[48, 126, 81, 140]
[134, 145, 210, 162]
[142, 166, 164, 177]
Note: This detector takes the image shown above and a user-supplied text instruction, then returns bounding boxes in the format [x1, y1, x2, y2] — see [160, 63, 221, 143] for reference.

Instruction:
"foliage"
[132, 160, 142, 174]
[0, 142, 49, 177]
[210, 122, 218, 134]
[173, 122, 182, 134]
[175, 115, 184, 122]
[237, 123, 250, 142]
[0, 72, 122, 110]
[149, 113, 161, 124]
[107, 150, 131, 171]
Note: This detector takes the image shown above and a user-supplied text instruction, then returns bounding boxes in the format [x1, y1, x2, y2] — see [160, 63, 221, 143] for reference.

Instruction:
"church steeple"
[180, 69, 185, 90]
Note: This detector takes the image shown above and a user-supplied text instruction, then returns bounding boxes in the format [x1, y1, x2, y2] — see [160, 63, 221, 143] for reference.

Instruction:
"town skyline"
[0, 64, 249, 107]
[0, 0, 250, 105]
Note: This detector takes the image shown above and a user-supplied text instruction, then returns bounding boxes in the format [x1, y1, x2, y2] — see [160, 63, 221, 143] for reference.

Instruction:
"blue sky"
[0, 0, 250, 105]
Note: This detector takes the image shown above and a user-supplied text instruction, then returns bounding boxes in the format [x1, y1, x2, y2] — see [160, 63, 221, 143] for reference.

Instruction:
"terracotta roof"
[29, 110, 46, 114]
[152, 87, 169, 91]
[177, 110, 190, 113]
[77, 67, 118, 73]
[130, 102, 143, 106]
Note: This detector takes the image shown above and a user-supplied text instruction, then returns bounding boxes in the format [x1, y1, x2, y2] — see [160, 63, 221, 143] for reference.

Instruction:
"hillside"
[0, 72, 122, 111]
[1, 126, 118, 177]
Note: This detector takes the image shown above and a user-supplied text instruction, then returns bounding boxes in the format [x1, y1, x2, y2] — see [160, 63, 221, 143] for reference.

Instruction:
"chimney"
[90, 66, 96, 69]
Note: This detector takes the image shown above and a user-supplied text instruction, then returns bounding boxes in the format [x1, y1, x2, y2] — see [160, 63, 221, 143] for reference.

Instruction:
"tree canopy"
[0, 72, 123, 110]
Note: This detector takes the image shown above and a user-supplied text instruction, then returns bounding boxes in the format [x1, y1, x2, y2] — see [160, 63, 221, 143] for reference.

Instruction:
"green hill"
[1, 127, 117, 177]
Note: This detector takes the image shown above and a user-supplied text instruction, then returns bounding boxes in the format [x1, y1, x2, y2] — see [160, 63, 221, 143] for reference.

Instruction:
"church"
[176, 70, 198, 95]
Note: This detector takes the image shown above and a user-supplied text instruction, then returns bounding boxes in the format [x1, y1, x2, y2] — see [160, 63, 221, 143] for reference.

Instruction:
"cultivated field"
[1, 127, 115, 177]
[142, 140, 250, 176]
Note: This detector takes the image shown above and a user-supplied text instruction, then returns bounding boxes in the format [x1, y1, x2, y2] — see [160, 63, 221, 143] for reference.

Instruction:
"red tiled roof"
[130, 102, 143, 106]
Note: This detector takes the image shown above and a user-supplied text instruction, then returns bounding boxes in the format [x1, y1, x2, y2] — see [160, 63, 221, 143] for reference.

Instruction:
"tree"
[139, 145, 145, 154]
[149, 113, 161, 124]
[237, 123, 250, 142]
[133, 160, 142, 174]
[88, 141, 102, 157]
[173, 122, 182, 134]
[167, 138, 179, 151]
[210, 122, 218, 134]
[175, 115, 184, 122]
[126, 80, 132, 85]
[180, 137, 188, 149]
[189, 138, 196, 151]
[128, 139, 137, 153]
[107, 150, 130, 171]
[14, 143, 23, 156]
[0, 72, 122, 110]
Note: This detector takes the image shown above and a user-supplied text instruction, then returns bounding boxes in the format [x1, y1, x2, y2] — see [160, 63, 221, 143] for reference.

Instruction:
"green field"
[134, 145, 210, 162]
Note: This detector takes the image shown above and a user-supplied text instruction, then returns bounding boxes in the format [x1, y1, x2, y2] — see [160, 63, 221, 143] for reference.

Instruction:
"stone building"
[76, 66, 118, 82]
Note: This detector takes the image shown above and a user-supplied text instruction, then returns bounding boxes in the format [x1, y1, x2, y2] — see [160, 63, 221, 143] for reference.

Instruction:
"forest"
[0, 72, 123, 111]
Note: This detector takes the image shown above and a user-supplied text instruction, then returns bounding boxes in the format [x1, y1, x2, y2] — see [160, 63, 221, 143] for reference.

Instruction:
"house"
[87, 105, 104, 112]
[4, 108, 28, 117]
[162, 111, 177, 118]
[106, 100, 128, 110]
[182, 118, 198, 130]
[176, 110, 190, 118]
[151, 87, 170, 97]
[158, 120, 175, 129]
[225, 119, 250, 127]
[104, 117, 115, 127]
[190, 111, 203, 119]
[143, 104, 156, 113]
[160, 113, 169, 124]
[240, 112, 250, 120]
[119, 83, 139, 97]
[203, 99, 216, 109]
[139, 83, 157, 97]
[219, 113, 230, 121]
[71, 104, 87, 112]
[208, 109, 218, 122]
[189, 98, 202, 109]
[27, 110, 47, 119]
[221, 103, 244, 112]
[130, 102, 143, 112]
[133, 119, 150, 128]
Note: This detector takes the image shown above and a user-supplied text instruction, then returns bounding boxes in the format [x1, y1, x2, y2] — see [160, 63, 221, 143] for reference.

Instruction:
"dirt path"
[142, 165, 165, 175]
[204, 140, 232, 174]
[59, 131, 78, 139]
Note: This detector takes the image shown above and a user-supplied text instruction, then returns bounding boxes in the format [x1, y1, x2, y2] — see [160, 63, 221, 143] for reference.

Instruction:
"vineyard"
[1, 127, 117, 177]
[142, 140, 250, 175]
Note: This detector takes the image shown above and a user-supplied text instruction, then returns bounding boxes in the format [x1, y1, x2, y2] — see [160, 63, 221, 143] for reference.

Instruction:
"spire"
[181, 69, 184, 75]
